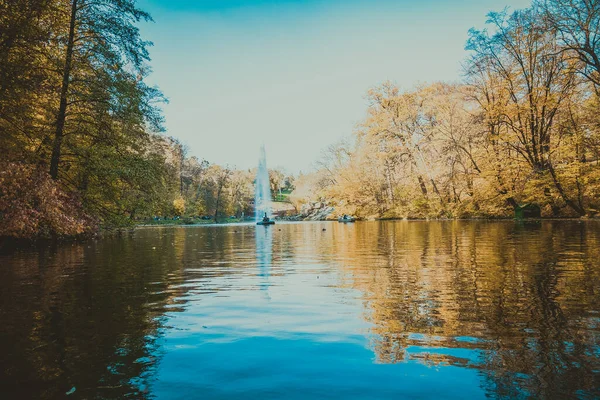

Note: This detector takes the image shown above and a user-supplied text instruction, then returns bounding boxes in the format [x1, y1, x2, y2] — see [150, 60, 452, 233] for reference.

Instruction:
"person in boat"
[343, 214, 348, 220]
[262, 213, 270, 223]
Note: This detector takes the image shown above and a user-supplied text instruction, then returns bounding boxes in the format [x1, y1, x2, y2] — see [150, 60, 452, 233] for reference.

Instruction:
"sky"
[138, 0, 531, 173]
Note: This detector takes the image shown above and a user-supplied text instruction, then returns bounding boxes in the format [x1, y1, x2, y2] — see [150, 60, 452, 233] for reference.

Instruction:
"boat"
[338, 215, 356, 223]
[257, 214, 275, 225]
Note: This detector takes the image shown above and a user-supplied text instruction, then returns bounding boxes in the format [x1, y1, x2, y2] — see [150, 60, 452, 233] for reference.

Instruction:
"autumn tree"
[0, 0, 169, 237]
[540, 0, 600, 89]
[48, 0, 162, 179]
[467, 7, 588, 215]
[211, 166, 231, 222]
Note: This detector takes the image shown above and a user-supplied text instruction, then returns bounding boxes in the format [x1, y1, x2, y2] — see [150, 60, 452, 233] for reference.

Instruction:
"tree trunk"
[430, 178, 445, 207]
[214, 187, 222, 223]
[49, 0, 77, 180]
[548, 162, 586, 216]
[417, 175, 428, 196]
[384, 161, 395, 207]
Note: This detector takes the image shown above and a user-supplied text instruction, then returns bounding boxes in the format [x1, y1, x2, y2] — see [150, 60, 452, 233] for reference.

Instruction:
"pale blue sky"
[138, 0, 531, 172]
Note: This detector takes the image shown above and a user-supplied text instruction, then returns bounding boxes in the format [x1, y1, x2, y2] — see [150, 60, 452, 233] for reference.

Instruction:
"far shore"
[136, 215, 600, 228]
[2, 217, 598, 251]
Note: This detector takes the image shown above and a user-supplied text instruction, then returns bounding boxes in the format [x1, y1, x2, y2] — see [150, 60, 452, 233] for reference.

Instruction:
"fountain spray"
[255, 145, 272, 223]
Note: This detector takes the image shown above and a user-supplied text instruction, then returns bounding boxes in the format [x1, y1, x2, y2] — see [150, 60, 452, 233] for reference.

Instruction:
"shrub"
[0, 162, 95, 239]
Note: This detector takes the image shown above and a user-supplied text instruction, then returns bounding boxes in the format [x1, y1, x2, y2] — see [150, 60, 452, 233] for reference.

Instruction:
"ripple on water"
[0, 220, 599, 399]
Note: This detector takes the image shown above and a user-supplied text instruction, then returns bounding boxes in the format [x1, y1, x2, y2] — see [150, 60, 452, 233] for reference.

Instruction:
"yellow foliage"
[173, 197, 185, 216]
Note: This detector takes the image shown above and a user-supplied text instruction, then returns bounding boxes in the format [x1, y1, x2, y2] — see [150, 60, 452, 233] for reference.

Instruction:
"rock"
[294, 202, 335, 221]
[304, 206, 334, 221]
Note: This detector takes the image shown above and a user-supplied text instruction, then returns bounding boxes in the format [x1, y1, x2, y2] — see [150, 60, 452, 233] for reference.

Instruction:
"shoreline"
[2, 217, 597, 250]
[135, 216, 600, 229]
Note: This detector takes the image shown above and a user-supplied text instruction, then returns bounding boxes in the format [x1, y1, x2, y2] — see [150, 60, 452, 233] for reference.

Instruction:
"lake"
[1, 221, 599, 399]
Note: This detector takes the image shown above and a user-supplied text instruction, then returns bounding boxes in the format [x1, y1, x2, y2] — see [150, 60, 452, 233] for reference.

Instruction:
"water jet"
[255, 145, 274, 226]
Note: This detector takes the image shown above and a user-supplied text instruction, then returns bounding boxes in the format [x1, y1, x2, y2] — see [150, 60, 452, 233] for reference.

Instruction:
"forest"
[1, 0, 600, 239]
[0, 0, 293, 238]
[295, 0, 600, 220]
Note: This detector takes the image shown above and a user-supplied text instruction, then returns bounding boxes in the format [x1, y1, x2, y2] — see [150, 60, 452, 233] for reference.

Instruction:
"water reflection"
[0, 230, 187, 398]
[0, 221, 599, 399]
[329, 221, 600, 398]
[255, 225, 273, 295]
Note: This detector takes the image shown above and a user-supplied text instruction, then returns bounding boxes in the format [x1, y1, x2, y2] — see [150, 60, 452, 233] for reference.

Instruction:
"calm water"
[1, 221, 600, 399]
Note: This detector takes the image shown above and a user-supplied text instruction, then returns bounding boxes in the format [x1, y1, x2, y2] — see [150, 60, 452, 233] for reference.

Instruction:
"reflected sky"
[1, 221, 599, 399]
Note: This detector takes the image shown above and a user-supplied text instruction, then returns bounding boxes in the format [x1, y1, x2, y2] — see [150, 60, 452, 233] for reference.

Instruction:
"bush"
[0, 162, 95, 239]
[172, 197, 185, 216]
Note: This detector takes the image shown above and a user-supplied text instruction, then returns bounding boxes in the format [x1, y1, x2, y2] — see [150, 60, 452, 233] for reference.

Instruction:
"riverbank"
[0, 217, 249, 247]
[3, 215, 598, 247]
[283, 200, 600, 222]
[139, 215, 600, 226]
[137, 217, 250, 227]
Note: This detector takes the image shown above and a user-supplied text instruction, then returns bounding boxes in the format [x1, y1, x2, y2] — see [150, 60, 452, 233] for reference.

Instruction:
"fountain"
[255, 145, 274, 225]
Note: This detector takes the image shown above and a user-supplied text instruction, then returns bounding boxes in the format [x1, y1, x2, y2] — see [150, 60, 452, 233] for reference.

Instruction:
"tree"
[211, 166, 231, 222]
[363, 83, 447, 211]
[47, 0, 163, 180]
[0, 0, 170, 237]
[228, 170, 253, 217]
[540, 0, 600, 89]
[287, 3, 600, 220]
[0, 0, 59, 163]
[467, 7, 586, 215]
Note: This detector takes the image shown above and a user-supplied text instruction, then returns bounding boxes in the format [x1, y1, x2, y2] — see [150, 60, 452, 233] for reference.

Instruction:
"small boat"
[338, 215, 356, 223]
[257, 213, 275, 225]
